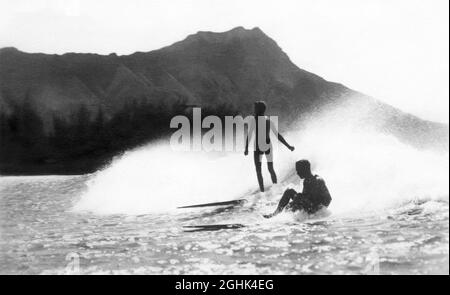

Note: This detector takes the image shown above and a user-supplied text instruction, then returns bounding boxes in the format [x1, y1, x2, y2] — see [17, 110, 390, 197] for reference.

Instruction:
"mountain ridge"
[0, 27, 448, 174]
[1, 27, 447, 126]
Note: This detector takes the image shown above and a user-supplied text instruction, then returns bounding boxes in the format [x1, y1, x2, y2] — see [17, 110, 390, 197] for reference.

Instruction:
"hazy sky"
[1, 0, 448, 123]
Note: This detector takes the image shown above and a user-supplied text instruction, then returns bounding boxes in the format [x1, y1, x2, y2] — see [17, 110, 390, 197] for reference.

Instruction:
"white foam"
[74, 141, 294, 214]
[75, 103, 449, 215]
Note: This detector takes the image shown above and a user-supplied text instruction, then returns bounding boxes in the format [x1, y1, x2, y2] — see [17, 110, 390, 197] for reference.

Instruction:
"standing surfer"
[264, 160, 332, 218]
[244, 101, 295, 192]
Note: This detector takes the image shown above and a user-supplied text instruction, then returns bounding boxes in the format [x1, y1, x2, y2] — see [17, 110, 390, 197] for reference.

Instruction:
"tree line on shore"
[0, 98, 238, 175]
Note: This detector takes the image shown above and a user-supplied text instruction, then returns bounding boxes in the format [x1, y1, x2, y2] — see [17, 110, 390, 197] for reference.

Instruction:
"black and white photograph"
[0, 0, 448, 278]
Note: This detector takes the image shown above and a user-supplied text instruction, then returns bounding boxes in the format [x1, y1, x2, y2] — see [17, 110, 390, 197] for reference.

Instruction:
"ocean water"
[0, 174, 448, 275]
[0, 120, 448, 275]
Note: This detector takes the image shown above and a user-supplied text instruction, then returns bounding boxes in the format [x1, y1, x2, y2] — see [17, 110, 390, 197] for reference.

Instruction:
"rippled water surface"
[0, 175, 448, 274]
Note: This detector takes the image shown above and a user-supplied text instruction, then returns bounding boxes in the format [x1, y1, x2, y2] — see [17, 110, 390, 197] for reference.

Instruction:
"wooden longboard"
[183, 223, 245, 232]
[177, 199, 246, 209]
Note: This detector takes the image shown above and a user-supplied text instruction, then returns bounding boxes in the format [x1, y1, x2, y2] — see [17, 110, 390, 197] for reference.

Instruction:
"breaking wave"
[75, 104, 449, 215]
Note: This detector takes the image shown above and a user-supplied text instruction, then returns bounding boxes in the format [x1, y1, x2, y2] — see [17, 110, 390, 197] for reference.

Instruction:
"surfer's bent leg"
[264, 188, 297, 218]
[277, 188, 297, 211]
[253, 151, 264, 192]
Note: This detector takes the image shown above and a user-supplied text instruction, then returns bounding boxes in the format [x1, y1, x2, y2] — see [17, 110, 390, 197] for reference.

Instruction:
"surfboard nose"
[177, 199, 246, 209]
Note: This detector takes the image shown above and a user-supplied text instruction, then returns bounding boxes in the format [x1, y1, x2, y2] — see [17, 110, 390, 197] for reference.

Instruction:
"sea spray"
[75, 106, 449, 215]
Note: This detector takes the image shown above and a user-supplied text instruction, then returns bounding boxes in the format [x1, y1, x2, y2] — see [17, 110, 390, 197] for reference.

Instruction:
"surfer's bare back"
[264, 160, 332, 218]
[244, 101, 295, 192]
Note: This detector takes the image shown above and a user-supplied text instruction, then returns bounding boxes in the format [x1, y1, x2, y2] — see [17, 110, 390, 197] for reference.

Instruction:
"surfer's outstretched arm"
[269, 120, 295, 151]
[277, 133, 294, 151]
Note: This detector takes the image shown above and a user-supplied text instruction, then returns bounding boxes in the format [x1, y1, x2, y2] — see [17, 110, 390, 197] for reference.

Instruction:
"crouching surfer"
[264, 160, 332, 218]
